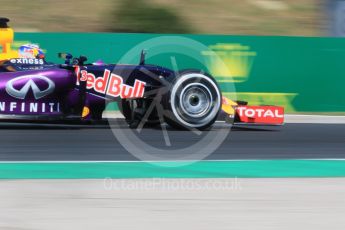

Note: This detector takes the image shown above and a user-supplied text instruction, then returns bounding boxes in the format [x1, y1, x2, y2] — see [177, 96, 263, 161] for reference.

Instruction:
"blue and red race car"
[0, 18, 284, 129]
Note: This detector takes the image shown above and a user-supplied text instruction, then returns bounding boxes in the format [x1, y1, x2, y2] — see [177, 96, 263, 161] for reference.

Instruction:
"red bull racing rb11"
[0, 18, 284, 130]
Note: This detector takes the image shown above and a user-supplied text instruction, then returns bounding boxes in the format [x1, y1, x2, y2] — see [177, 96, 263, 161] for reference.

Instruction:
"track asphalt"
[0, 121, 344, 161]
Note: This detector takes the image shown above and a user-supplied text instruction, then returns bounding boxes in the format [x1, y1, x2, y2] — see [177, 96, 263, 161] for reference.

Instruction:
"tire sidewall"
[163, 70, 222, 130]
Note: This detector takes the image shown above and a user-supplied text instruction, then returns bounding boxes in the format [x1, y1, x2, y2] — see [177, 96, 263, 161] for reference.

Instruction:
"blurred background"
[0, 0, 327, 36]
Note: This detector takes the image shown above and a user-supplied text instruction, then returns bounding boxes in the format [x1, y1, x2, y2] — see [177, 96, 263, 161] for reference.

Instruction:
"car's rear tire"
[162, 70, 221, 130]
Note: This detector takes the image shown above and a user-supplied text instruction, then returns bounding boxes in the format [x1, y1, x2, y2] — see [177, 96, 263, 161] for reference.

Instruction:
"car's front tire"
[162, 70, 221, 130]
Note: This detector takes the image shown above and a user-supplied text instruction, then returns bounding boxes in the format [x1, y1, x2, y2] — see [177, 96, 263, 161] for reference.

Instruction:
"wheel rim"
[179, 83, 212, 118]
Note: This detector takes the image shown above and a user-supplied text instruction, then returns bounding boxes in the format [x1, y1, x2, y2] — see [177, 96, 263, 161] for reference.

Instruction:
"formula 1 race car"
[0, 18, 284, 129]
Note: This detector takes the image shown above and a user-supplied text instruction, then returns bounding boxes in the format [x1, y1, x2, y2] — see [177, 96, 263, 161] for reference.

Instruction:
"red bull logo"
[76, 69, 146, 99]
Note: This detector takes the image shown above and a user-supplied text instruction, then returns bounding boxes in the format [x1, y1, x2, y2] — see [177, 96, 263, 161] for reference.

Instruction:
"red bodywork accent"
[235, 106, 284, 125]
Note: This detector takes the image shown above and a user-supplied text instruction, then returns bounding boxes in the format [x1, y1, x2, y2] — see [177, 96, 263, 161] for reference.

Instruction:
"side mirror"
[58, 52, 72, 59]
[79, 55, 87, 62]
[58, 53, 73, 64]
[72, 56, 87, 66]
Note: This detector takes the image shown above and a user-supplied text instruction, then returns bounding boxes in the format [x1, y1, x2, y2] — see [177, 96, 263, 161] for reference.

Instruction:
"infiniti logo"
[6, 75, 55, 100]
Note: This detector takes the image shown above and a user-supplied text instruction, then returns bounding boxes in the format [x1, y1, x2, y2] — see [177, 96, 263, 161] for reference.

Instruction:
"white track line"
[1, 159, 345, 164]
[284, 114, 345, 124]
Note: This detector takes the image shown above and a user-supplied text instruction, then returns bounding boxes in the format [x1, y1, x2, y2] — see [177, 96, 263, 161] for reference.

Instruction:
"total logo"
[76, 68, 146, 99]
[235, 105, 284, 124]
[236, 106, 284, 118]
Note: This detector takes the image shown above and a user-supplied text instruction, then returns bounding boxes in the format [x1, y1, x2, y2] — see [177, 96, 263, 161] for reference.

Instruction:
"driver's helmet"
[18, 44, 45, 59]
